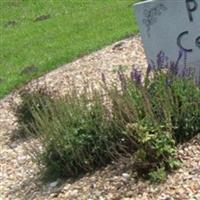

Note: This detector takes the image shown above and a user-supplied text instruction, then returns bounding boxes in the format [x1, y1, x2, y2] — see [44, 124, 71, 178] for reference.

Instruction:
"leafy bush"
[125, 120, 179, 180]
[16, 52, 200, 181]
[104, 57, 199, 180]
[24, 87, 129, 179]
[107, 72, 181, 181]
[147, 71, 200, 142]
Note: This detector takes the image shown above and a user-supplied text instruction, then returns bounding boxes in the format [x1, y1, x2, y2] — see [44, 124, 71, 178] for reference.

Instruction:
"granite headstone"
[134, 0, 200, 79]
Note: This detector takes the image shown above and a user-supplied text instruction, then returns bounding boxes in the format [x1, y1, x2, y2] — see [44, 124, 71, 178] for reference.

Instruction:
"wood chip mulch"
[0, 35, 199, 200]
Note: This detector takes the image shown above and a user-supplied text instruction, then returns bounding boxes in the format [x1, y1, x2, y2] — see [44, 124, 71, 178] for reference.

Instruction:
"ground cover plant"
[0, 0, 140, 98]
[16, 51, 200, 182]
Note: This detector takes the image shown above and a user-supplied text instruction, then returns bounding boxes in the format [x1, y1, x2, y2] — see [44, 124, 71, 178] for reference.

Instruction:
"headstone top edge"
[134, 0, 156, 7]
[134, 0, 173, 7]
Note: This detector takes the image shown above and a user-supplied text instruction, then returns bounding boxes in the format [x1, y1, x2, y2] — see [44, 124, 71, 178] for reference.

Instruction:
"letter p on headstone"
[186, 0, 198, 22]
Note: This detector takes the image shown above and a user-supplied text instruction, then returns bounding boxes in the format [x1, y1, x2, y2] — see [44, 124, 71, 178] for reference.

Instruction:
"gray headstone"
[134, 0, 200, 79]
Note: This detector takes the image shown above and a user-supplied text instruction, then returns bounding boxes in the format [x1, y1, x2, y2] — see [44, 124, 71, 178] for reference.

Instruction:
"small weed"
[148, 167, 167, 182]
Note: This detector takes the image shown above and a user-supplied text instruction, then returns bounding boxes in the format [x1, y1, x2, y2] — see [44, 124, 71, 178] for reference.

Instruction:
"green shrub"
[147, 71, 200, 142]
[25, 87, 129, 179]
[126, 120, 179, 178]
[148, 167, 167, 182]
[105, 65, 199, 179]
[16, 59, 200, 181]
[107, 76, 180, 180]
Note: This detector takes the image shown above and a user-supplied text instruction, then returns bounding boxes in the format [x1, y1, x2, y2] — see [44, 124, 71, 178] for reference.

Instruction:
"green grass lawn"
[0, 0, 139, 98]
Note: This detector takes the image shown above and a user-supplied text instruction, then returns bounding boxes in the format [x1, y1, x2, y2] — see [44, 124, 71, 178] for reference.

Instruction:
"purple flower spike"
[131, 67, 142, 84]
[157, 51, 166, 69]
[169, 61, 178, 76]
[169, 49, 185, 76]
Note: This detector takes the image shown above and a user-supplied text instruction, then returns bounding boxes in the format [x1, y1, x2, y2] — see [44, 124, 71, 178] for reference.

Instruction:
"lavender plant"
[146, 50, 200, 142]
[24, 85, 130, 179]
[16, 51, 200, 182]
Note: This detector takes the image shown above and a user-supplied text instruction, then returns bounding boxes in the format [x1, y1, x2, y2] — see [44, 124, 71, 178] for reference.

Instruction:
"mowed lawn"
[0, 0, 139, 98]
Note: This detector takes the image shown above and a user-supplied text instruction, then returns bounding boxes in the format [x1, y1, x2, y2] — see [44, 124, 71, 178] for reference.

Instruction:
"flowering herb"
[169, 50, 183, 76]
[131, 67, 142, 84]
[157, 51, 165, 68]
